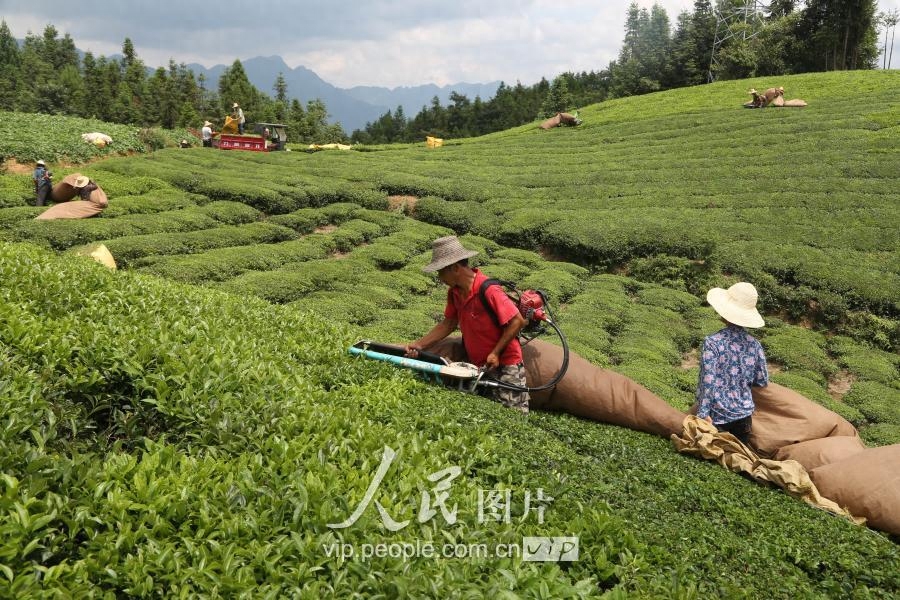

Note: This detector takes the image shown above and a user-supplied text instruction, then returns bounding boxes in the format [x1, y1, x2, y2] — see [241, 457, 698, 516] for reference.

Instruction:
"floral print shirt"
[696, 325, 768, 425]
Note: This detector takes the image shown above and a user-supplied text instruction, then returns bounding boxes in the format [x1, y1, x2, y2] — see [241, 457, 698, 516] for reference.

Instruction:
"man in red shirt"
[405, 236, 530, 413]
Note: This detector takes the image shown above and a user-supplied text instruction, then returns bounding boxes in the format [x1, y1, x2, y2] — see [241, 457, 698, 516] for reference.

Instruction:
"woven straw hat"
[707, 282, 765, 328]
[748, 88, 758, 95]
[74, 175, 90, 188]
[36, 159, 46, 166]
[423, 236, 478, 273]
[233, 103, 239, 108]
[203, 121, 212, 127]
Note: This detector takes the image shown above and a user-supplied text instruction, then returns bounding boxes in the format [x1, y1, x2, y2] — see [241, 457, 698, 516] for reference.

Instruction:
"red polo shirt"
[445, 269, 523, 367]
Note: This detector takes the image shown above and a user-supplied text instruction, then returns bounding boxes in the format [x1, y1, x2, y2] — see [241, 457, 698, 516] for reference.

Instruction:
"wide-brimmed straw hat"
[707, 282, 765, 328]
[73, 175, 90, 188]
[748, 88, 758, 95]
[233, 103, 239, 108]
[36, 159, 46, 166]
[423, 236, 479, 273]
[203, 121, 212, 127]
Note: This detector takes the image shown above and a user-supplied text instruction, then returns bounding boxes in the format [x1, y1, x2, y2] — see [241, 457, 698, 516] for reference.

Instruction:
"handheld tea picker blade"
[349, 340, 483, 392]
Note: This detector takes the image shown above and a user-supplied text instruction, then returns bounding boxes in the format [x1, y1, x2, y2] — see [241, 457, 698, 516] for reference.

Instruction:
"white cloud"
[2, 0, 897, 88]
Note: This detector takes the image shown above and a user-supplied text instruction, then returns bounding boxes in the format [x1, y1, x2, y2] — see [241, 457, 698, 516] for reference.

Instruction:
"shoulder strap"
[478, 278, 503, 328]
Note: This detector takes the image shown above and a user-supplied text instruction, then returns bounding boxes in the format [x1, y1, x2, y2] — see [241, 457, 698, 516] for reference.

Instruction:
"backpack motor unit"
[475, 279, 570, 393]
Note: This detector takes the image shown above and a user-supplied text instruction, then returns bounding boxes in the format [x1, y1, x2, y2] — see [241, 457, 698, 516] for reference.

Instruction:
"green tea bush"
[0, 206, 43, 228]
[414, 196, 496, 236]
[828, 336, 899, 384]
[99, 191, 202, 217]
[136, 234, 337, 284]
[217, 258, 375, 302]
[354, 242, 412, 270]
[0, 174, 33, 208]
[859, 423, 900, 447]
[7, 209, 220, 250]
[762, 328, 837, 379]
[181, 176, 291, 213]
[101, 222, 299, 266]
[331, 219, 386, 252]
[195, 200, 262, 224]
[629, 254, 715, 295]
[269, 207, 335, 233]
[518, 268, 586, 304]
[843, 381, 900, 425]
[839, 311, 899, 353]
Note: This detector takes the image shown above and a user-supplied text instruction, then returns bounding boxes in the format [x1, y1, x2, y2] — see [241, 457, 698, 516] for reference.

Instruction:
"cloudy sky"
[2, 0, 898, 88]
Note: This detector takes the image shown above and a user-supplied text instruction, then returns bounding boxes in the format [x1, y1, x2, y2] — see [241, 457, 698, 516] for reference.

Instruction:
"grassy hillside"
[0, 71, 898, 597]
[0, 111, 200, 165]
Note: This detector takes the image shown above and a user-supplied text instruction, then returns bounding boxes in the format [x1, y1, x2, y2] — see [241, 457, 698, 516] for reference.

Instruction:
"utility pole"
[885, 9, 899, 70]
[708, 0, 772, 82]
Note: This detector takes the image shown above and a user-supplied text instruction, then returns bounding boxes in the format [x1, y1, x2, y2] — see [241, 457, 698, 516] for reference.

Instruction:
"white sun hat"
[423, 236, 479, 273]
[706, 282, 765, 328]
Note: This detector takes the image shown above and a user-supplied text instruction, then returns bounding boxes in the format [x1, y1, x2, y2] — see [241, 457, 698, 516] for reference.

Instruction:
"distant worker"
[696, 282, 769, 445]
[33, 159, 52, 207]
[202, 121, 213, 147]
[180, 139, 191, 148]
[405, 236, 530, 413]
[233, 103, 245, 134]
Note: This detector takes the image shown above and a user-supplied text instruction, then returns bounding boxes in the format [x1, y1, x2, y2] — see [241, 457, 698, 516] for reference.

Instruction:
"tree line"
[353, 0, 884, 143]
[0, 22, 347, 144]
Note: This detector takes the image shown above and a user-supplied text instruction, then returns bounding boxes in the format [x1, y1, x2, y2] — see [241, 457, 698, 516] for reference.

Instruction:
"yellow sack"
[426, 136, 443, 148]
[221, 115, 238, 134]
[74, 243, 117, 270]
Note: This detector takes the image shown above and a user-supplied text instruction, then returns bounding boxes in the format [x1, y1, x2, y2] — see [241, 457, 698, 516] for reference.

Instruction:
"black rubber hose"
[479, 319, 569, 393]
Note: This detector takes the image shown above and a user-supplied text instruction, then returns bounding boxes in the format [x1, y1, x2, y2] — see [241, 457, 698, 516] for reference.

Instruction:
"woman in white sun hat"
[695, 281, 769, 445]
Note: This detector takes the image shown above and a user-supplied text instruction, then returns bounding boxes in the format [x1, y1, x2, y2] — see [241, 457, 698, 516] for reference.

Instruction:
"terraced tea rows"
[1, 70, 898, 596]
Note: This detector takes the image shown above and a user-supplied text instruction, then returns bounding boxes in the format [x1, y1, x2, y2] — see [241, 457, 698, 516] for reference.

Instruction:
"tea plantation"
[0, 71, 898, 597]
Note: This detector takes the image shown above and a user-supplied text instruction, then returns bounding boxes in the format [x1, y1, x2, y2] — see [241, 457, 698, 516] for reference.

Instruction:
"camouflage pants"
[488, 363, 530, 414]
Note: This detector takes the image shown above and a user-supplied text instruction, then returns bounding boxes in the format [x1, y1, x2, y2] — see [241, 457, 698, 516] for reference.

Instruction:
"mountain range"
[185, 56, 501, 133]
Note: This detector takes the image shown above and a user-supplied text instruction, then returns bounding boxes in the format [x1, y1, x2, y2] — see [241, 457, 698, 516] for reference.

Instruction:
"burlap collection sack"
[35, 200, 105, 220]
[749, 383, 857, 456]
[89, 187, 109, 208]
[772, 436, 866, 471]
[539, 114, 562, 129]
[50, 173, 82, 202]
[425, 337, 685, 437]
[809, 445, 900, 535]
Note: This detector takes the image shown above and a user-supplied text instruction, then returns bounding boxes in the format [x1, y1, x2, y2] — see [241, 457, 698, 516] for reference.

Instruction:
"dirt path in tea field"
[388, 195, 418, 213]
[827, 370, 854, 401]
[3, 153, 138, 175]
